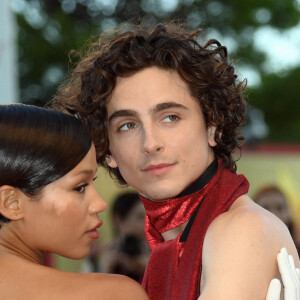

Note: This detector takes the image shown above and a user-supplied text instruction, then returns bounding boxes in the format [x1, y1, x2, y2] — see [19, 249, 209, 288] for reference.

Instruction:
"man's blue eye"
[119, 122, 137, 131]
[162, 115, 179, 122]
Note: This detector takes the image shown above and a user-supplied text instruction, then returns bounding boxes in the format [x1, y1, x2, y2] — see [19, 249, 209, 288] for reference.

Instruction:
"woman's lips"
[86, 221, 102, 239]
[86, 229, 99, 239]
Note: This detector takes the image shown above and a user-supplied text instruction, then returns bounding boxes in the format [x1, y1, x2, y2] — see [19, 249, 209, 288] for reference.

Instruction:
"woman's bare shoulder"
[61, 272, 149, 300]
[0, 260, 149, 300]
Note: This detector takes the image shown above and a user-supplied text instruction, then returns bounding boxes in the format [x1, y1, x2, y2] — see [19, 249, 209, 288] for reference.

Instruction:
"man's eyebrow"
[108, 101, 187, 124]
[108, 109, 137, 124]
[151, 101, 188, 113]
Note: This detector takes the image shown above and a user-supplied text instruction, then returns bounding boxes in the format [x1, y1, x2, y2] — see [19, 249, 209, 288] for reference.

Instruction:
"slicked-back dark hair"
[53, 22, 247, 185]
[0, 104, 92, 223]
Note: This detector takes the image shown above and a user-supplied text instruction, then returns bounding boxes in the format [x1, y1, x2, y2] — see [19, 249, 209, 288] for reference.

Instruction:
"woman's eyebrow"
[74, 169, 97, 177]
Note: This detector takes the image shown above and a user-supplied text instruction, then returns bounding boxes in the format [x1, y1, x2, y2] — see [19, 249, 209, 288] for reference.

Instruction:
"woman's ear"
[207, 125, 217, 147]
[0, 186, 24, 221]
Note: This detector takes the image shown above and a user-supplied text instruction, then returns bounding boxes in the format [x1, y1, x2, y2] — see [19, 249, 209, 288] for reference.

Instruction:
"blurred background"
[1, 0, 299, 273]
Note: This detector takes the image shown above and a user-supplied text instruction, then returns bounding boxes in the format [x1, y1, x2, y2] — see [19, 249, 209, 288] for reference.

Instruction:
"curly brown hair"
[52, 22, 247, 185]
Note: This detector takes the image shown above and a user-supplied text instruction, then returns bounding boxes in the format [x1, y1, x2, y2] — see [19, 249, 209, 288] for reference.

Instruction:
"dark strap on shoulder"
[180, 199, 204, 242]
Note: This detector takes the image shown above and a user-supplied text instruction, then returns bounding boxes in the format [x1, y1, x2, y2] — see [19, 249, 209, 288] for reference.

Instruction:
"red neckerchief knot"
[140, 159, 249, 300]
[139, 159, 219, 250]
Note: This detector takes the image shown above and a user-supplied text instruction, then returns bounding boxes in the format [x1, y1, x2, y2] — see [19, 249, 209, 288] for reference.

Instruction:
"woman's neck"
[0, 226, 43, 264]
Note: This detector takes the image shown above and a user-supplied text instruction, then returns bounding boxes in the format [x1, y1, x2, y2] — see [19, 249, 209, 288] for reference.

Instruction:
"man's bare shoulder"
[200, 195, 299, 299]
[207, 195, 296, 253]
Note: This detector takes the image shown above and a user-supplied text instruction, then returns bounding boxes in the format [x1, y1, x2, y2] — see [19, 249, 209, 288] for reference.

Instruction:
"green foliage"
[15, 0, 300, 142]
[249, 67, 300, 142]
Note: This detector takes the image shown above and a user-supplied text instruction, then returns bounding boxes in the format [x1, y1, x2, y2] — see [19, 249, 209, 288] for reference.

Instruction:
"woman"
[0, 103, 298, 299]
[0, 103, 148, 299]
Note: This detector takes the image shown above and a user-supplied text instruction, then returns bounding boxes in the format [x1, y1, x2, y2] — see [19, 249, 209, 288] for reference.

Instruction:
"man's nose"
[141, 124, 164, 154]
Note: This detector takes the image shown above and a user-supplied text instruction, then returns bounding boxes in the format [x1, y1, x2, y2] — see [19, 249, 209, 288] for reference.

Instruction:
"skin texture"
[0, 145, 149, 299]
[105, 67, 300, 299]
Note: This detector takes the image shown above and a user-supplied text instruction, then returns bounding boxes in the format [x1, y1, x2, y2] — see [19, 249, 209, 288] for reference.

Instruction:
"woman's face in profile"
[21, 145, 107, 259]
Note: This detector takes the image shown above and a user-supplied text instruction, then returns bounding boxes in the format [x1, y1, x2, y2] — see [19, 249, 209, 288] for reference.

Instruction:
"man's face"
[106, 67, 216, 201]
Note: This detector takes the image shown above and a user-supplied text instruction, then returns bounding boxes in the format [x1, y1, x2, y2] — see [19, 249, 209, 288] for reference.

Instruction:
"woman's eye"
[74, 184, 88, 193]
[119, 122, 137, 131]
[162, 115, 179, 123]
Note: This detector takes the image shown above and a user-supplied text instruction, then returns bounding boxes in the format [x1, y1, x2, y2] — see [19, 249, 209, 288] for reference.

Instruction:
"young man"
[53, 23, 300, 299]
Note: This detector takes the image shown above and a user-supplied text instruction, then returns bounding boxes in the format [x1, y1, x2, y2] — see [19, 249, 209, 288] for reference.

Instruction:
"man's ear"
[105, 154, 118, 169]
[0, 186, 24, 221]
[207, 125, 217, 147]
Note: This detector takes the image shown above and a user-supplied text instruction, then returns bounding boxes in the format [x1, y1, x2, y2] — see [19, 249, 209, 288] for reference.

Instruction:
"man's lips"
[142, 163, 176, 175]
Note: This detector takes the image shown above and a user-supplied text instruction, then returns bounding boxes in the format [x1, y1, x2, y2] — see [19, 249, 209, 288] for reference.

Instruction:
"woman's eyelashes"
[73, 176, 98, 193]
[73, 183, 89, 193]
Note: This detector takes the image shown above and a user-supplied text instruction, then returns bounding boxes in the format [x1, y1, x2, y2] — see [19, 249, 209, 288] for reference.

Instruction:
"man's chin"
[140, 185, 184, 202]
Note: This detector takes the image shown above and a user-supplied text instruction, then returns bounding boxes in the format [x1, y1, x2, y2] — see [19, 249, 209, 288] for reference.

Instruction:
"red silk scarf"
[140, 159, 249, 300]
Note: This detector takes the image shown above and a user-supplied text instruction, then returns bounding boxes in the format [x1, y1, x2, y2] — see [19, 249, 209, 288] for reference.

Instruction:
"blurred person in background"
[80, 239, 103, 273]
[254, 185, 300, 255]
[101, 192, 150, 283]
